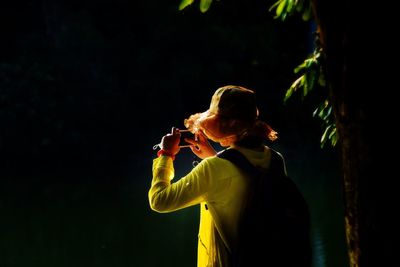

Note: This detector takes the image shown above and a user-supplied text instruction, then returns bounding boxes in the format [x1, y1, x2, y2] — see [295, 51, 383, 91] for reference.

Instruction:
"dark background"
[0, 0, 348, 266]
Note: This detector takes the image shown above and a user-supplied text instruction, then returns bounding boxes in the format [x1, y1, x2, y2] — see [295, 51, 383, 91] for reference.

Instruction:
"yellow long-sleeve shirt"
[149, 146, 273, 267]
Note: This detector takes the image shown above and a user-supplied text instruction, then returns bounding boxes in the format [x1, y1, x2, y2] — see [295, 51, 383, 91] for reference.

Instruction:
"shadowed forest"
[1, 0, 348, 266]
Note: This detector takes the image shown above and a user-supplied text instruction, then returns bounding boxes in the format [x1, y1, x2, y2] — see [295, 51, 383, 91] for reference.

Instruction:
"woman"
[149, 85, 281, 267]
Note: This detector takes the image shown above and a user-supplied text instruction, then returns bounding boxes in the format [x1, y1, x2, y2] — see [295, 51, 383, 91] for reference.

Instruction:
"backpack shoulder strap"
[217, 148, 285, 177]
[217, 148, 259, 175]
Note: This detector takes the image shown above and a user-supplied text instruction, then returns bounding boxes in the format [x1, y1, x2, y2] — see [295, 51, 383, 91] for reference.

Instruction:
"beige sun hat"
[184, 85, 277, 145]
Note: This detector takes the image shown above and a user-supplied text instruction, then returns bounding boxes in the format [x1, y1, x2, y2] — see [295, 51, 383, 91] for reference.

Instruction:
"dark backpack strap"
[217, 148, 284, 177]
[217, 148, 259, 176]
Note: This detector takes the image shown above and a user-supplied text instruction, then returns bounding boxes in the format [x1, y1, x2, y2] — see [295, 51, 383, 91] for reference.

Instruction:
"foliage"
[283, 35, 337, 147]
[270, 0, 337, 147]
[313, 100, 337, 147]
[179, 0, 313, 18]
[268, 0, 312, 21]
[179, 0, 213, 13]
[283, 46, 324, 102]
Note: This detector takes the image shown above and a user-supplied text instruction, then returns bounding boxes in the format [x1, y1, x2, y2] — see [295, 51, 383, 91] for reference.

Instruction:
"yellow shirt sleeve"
[148, 155, 212, 213]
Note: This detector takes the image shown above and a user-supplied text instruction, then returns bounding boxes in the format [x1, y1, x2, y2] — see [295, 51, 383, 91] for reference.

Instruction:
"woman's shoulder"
[200, 154, 238, 167]
[195, 155, 240, 175]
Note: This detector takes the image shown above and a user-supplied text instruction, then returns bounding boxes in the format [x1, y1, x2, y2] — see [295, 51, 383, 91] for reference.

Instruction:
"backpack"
[217, 148, 312, 267]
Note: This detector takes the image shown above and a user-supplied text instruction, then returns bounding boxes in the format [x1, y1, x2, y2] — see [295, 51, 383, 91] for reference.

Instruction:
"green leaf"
[317, 109, 324, 119]
[317, 101, 328, 119]
[179, 0, 195, 11]
[305, 57, 314, 68]
[330, 130, 338, 146]
[200, 0, 212, 13]
[322, 106, 332, 121]
[284, 76, 303, 102]
[269, 0, 282, 12]
[294, 61, 307, 73]
[284, 88, 294, 103]
[276, 0, 287, 18]
[320, 125, 333, 147]
[280, 11, 288, 21]
[328, 126, 336, 139]
[286, 0, 294, 13]
[313, 105, 322, 117]
[320, 123, 338, 147]
[318, 105, 326, 119]
[292, 75, 304, 90]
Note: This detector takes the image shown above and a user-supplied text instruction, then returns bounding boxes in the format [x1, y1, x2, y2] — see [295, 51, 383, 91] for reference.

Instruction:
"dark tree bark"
[312, 1, 395, 267]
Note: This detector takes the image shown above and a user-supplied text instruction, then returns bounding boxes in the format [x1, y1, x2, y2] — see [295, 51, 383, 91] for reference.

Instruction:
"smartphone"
[179, 130, 195, 147]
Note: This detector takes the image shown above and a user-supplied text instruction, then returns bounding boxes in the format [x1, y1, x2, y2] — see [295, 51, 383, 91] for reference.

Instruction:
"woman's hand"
[185, 130, 217, 159]
[160, 127, 181, 156]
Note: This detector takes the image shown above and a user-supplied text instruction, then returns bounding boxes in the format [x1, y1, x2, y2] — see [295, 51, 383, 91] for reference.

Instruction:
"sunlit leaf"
[276, 0, 287, 18]
[284, 88, 294, 103]
[320, 135, 328, 148]
[179, 0, 195, 11]
[281, 11, 287, 21]
[320, 125, 332, 147]
[292, 75, 304, 90]
[287, 0, 294, 13]
[300, 74, 305, 86]
[200, 0, 212, 13]
[318, 104, 327, 119]
[328, 126, 336, 139]
[313, 104, 322, 117]
[269, 0, 282, 12]
[294, 61, 306, 73]
[323, 106, 332, 121]
[305, 58, 314, 68]
[331, 130, 338, 146]
[284, 76, 303, 102]
[318, 109, 324, 119]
